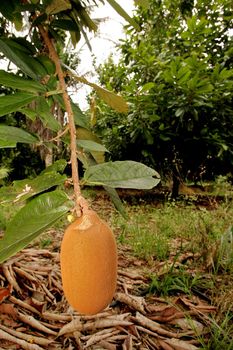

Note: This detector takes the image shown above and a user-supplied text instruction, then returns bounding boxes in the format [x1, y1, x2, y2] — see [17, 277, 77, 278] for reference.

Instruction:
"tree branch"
[38, 25, 88, 215]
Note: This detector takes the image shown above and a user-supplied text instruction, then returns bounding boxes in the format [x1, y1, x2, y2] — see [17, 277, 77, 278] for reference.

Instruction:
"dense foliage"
[94, 0, 233, 193]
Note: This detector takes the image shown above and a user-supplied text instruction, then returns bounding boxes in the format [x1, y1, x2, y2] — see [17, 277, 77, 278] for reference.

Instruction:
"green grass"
[109, 196, 233, 348]
[111, 200, 233, 265]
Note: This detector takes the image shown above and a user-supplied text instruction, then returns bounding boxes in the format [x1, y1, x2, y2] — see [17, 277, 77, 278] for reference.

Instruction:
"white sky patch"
[70, 1, 135, 109]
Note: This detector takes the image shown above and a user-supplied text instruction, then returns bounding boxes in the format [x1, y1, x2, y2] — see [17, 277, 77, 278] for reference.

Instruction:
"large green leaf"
[0, 190, 73, 264]
[83, 161, 160, 189]
[106, 0, 140, 31]
[0, 125, 38, 148]
[12, 171, 67, 203]
[0, 93, 37, 117]
[0, 37, 47, 79]
[0, 70, 46, 93]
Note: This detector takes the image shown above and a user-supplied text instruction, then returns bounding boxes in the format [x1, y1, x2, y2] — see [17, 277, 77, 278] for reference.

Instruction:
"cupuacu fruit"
[60, 209, 118, 315]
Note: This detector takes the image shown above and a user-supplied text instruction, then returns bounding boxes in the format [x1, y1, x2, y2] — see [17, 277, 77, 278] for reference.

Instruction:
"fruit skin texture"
[60, 209, 117, 315]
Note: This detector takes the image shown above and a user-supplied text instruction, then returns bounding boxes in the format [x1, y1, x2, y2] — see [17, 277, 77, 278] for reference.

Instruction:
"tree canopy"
[93, 0, 233, 194]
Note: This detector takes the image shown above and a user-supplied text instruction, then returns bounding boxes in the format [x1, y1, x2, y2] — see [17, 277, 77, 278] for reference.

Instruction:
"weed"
[198, 311, 233, 350]
[40, 238, 52, 248]
[148, 269, 213, 297]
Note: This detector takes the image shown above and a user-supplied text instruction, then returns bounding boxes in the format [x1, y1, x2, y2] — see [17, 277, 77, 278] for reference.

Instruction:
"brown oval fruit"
[60, 209, 117, 315]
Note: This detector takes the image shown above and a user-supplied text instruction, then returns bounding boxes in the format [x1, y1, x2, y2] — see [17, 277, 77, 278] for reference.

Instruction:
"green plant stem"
[38, 25, 87, 214]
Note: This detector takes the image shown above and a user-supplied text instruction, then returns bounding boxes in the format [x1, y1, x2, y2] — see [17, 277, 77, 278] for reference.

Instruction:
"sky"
[70, 1, 135, 109]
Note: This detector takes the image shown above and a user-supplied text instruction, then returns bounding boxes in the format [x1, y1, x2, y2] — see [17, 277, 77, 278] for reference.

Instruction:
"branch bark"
[38, 25, 88, 214]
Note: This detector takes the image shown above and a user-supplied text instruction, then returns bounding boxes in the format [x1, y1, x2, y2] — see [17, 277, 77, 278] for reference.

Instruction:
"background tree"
[93, 0, 233, 196]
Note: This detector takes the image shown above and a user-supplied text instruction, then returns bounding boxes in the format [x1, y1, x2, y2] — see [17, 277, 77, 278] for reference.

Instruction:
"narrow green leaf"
[139, 82, 155, 93]
[0, 190, 73, 264]
[0, 125, 38, 148]
[77, 140, 109, 153]
[83, 161, 160, 189]
[36, 97, 61, 132]
[103, 185, 128, 219]
[62, 67, 128, 114]
[0, 93, 37, 117]
[0, 70, 46, 93]
[106, 0, 140, 30]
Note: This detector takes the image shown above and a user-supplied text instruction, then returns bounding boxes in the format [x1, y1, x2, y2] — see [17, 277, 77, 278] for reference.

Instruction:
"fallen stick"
[0, 324, 53, 346]
[115, 292, 146, 314]
[18, 312, 57, 335]
[0, 329, 44, 350]
[134, 312, 180, 338]
[13, 266, 38, 283]
[9, 296, 40, 315]
[2, 264, 21, 294]
[58, 318, 133, 337]
[84, 329, 120, 347]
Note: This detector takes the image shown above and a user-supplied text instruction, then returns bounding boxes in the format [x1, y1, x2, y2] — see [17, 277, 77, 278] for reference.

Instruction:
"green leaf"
[36, 97, 61, 132]
[0, 70, 46, 93]
[0, 125, 38, 148]
[77, 127, 105, 164]
[83, 161, 160, 189]
[41, 159, 67, 174]
[20, 108, 37, 121]
[106, 0, 140, 31]
[46, 0, 71, 15]
[134, 0, 149, 8]
[62, 68, 128, 114]
[139, 82, 155, 93]
[12, 171, 67, 203]
[103, 185, 128, 219]
[51, 18, 79, 32]
[0, 190, 73, 264]
[0, 93, 37, 117]
[0, 1, 23, 30]
[93, 85, 128, 113]
[0, 37, 47, 79]
[0, 167, 10, 180]
[54, 94, 89, 129]
[77, 140, 109, 153]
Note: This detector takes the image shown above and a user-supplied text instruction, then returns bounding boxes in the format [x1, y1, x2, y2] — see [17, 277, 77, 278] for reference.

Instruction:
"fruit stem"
[38, 25, 88, 215]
